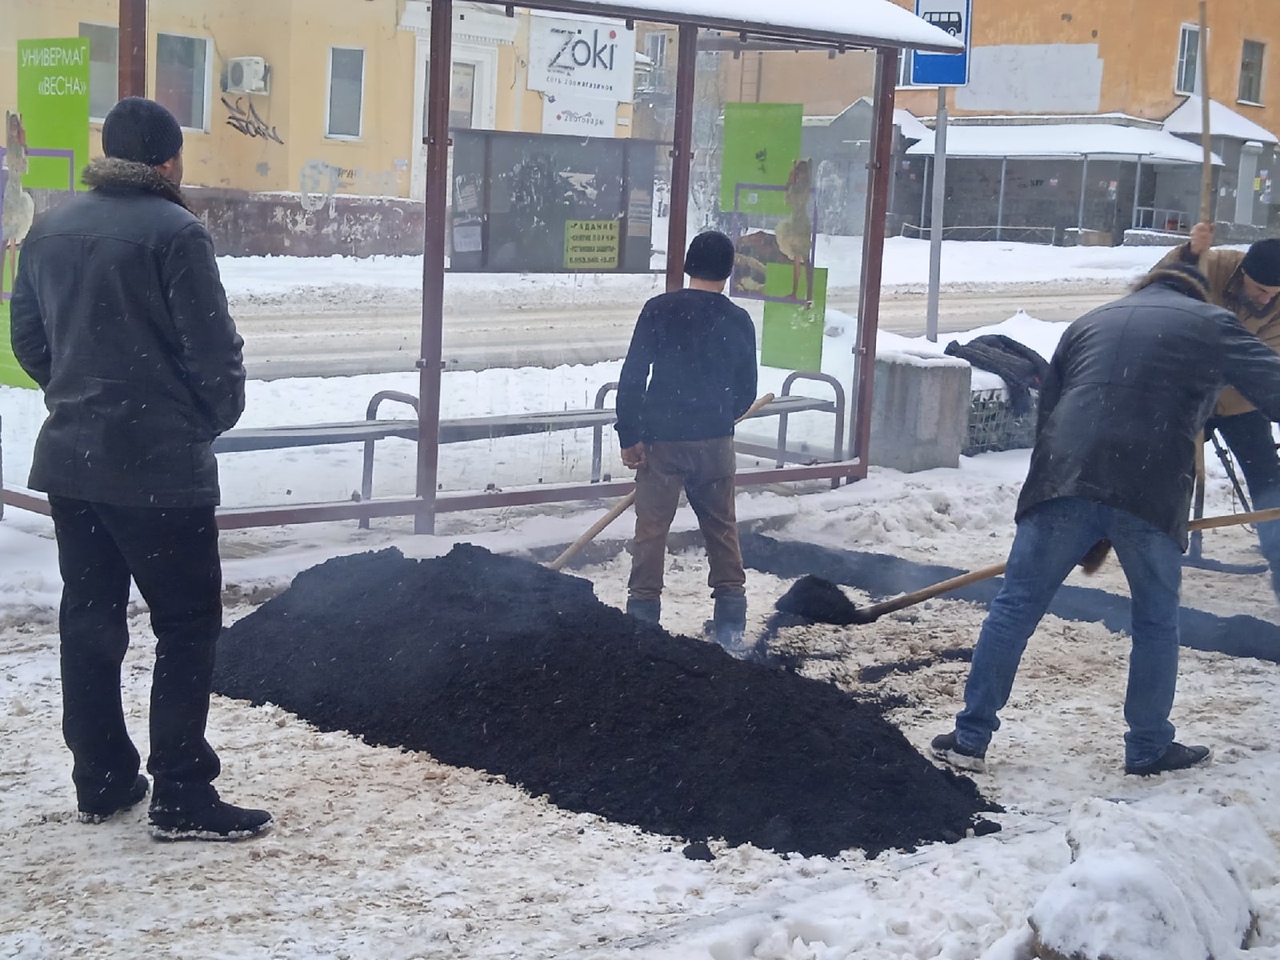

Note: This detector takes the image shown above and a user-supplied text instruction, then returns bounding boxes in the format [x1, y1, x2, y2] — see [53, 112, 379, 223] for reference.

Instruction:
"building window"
[1240, 39, 1266, 104]
[1176, 24, 1201, 95]
[79, 23, 118, 121]
[327, 47, 365, 138]
[422, 61, 477, 131]
[645, 32, 668, 69]
[156, 33, 210, 130]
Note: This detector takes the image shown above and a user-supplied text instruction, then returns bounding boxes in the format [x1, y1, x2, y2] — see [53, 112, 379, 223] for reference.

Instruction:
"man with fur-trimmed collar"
[10, 97, 271, 842]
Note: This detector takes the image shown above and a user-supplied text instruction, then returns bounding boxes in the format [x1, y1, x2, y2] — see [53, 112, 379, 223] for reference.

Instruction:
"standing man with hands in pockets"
[615, 230, 758, 653]
[10, 98, 272, 841]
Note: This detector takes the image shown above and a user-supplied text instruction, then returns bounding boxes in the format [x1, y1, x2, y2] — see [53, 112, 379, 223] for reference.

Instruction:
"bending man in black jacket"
[10, 98, 271, 840]
[931, 263, 1280, 778]
[615, 231, 758, 652]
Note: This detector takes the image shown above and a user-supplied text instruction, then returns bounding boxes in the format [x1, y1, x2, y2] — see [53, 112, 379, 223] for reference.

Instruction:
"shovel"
[547, 393, 776, 571]
[777, 505, 1280, 626]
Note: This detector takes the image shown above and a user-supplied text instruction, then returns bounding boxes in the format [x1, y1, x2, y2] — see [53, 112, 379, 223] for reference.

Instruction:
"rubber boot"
[712, 595, 748, 655]
[626, 598, 661, 625]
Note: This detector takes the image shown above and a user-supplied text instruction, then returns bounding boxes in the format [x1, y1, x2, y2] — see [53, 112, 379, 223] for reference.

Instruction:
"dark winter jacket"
[10, 158, 245, 507]
[1016, 279, 1280, 548]
[615, 288, 757, 449]
[944, 334, 1049, 415]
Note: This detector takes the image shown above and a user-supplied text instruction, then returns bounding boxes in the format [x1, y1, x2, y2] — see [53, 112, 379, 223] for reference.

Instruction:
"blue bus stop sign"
[911, 0, 971, 86]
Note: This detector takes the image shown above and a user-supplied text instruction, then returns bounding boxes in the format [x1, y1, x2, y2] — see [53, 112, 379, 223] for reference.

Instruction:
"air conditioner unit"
[226, 57, 270, 95]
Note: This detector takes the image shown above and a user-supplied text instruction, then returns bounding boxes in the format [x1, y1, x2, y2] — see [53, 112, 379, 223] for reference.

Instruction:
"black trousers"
[49, 496, 224, 809]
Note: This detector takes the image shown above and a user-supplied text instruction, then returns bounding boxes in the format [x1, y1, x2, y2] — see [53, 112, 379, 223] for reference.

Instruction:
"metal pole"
[1077, 154, 1090, 231]
[1131, 156, 1142, 229]
[851, 48, 899, 476]
[925, 86, 947, 342]
[118, 0, 147, 99]
[665, 25, 698, 292]
[1198, 1, 1213, 224]
[995, 156, 1007, 240]
[415, 0, 454, 534]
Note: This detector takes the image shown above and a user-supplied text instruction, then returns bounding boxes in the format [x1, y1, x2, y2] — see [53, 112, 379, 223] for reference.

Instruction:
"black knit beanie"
[684, 230, 736, 282]
[1242, 238, 1280, 286]
[102, 97, 184, 166]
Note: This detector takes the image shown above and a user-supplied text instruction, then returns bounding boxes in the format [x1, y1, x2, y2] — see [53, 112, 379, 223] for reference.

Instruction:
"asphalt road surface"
[237, 287, 1119, 380]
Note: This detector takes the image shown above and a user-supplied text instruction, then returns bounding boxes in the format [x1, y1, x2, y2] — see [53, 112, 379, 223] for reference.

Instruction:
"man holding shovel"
[1157, 226, 1280, 598]
[932, 263, 1280, 777]
[616, 230, 758, 652]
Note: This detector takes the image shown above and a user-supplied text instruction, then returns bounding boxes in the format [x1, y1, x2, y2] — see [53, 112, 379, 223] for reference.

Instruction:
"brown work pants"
[627, 437, 746, 601]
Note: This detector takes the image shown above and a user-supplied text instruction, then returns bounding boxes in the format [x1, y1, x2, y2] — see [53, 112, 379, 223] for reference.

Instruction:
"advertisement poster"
[16, 38, 90, 191]
[528, 14, 635, 103]
[564, 219, 620, 270]
[0, 250, 36, 388]
[760, 265, 828, 372]
[720, 102, 803, 216]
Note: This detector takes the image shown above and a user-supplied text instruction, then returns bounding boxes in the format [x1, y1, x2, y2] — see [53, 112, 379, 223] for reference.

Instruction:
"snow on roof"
[894, 108, 931, 141]
[906, 123, 1225, 164]
[1163, 96, 1279, 145]
[511, 0, 965, 52]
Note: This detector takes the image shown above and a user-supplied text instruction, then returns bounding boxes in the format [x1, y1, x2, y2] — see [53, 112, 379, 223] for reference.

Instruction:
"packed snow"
[5, 249, 1280, 958]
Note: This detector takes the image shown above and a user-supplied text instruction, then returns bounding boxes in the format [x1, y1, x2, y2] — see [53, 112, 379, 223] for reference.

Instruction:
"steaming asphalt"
[235, 285, 1119, 380]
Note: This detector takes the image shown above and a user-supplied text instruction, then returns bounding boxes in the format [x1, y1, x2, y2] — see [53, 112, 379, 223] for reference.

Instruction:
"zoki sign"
[527, 14, 636, 103]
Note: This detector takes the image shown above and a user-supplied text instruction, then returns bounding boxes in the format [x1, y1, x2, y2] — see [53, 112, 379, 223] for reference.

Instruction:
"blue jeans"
[955, 496, 1183, 768]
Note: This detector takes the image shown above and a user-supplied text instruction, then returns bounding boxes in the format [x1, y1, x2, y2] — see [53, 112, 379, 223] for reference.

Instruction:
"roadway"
[236, 286, 1120, 380]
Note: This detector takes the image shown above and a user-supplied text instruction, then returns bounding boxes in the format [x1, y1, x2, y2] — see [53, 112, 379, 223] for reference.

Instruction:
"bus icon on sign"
[923, 10, 963, 36]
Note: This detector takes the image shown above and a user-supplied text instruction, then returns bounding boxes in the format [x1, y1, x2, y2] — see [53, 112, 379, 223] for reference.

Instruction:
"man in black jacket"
[931, 263, 1280, 777]
[10, 98, 271, 840]
[616, 231, 758, 652]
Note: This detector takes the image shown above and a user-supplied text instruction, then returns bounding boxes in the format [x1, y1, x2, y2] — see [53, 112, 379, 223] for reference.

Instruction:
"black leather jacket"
[1017, 280, 1280, 548]
[10, 158, 245, 507]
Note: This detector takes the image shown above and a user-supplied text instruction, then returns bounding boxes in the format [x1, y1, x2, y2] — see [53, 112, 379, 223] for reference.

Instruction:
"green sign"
[760, 265, 828, 372]
[0, 249, 38, 389]
[720, 103, 803, 216]
[17, 38, 91, 192]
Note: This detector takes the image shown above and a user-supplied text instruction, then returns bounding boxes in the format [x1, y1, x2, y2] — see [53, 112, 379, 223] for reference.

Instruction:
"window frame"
[155, 31, 213, 133]
[1175, 23, 1201, 96]
[1239, 38, 1266, 106]
[325, 46, 367, 140]
[79, 21, 119, 123]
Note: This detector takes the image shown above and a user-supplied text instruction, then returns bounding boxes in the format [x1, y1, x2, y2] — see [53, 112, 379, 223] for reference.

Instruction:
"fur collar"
[82, 157, 189, 210]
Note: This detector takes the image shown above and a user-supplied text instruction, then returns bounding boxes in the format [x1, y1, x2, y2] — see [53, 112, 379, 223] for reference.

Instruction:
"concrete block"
[869, 351, 971, 473]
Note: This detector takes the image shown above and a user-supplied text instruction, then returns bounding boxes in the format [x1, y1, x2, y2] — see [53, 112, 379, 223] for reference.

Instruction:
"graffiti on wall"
[299, 159, 403, 214]
[223, 97, 283, 144]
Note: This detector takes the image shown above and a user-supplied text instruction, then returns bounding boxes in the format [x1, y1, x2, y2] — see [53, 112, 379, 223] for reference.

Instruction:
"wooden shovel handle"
[546, 393, 776, 571]
[858, 504, 1280, 620]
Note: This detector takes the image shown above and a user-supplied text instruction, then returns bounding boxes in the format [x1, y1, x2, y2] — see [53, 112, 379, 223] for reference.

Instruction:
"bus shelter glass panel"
[1, 2, 103, 503]
[427, 7, 675, 503]
[693, 30, 877, 478]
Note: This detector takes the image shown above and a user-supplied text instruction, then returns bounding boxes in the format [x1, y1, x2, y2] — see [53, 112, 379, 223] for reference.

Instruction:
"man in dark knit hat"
[615, 230, 758, 654]
[1155, 225, 1280, 600]
[933, 263, 1280, 778]
[10, 97, 271, 841]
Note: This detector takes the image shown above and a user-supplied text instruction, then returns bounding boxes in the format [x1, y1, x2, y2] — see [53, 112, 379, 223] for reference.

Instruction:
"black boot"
[150, 787, 273, 842]
[712, 595, 749, 655]
[626, 598, 661, 625]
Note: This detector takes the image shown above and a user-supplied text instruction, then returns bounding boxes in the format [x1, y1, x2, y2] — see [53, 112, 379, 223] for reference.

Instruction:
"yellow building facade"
[0, 0, 645, 200]
[893, 0, 1280, 136]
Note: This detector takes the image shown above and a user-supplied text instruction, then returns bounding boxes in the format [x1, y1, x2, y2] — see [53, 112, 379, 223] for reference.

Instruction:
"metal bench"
[210, 374, 846, 526]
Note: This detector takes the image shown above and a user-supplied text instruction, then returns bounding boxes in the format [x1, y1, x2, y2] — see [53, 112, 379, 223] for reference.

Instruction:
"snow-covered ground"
[4, 241, 1280, 958]
[219, 235, 1193, 316]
